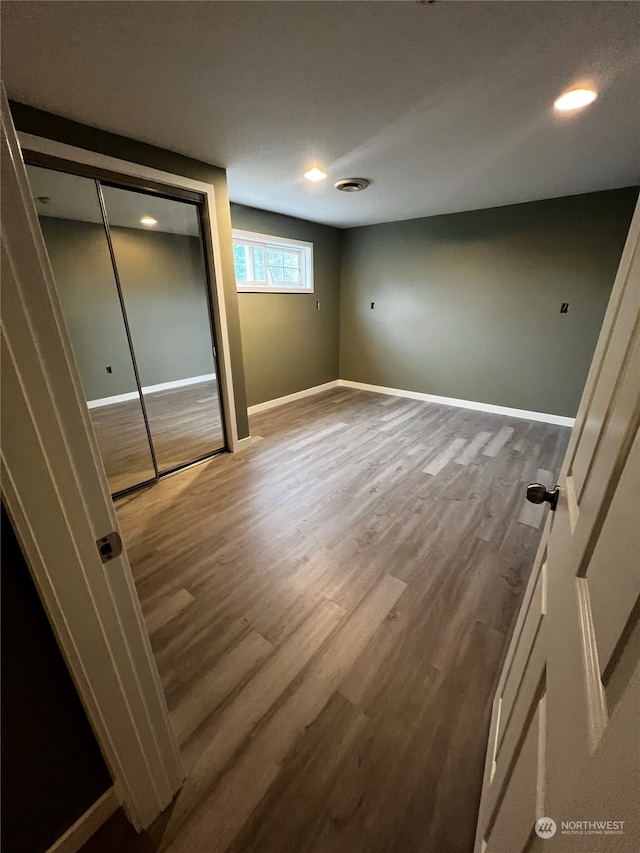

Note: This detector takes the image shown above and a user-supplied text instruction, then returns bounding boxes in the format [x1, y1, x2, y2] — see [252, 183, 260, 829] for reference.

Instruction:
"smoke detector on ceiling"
[37, 196, 53, 204]
[335, 178, 370, 193]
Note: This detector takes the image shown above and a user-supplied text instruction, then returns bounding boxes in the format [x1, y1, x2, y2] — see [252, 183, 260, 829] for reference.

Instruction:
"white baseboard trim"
[46, 787, 120, 853]
[235, 435, 253, 450]
[247, 380, 340, 415]
[87, 373, 216, 409]
[244, 378, 575, 427]
[338, 380, 575, 427]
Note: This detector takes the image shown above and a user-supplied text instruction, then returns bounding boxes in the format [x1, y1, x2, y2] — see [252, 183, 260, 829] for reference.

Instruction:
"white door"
[475, 199, 640, 853]
[1, 90, 183, 829]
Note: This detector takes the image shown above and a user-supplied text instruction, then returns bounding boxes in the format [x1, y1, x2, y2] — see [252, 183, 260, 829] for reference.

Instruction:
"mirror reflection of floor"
[89, 379, 225, 494]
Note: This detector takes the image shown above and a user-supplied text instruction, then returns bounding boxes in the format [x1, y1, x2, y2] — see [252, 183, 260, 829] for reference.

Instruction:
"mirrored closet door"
[100, 184, 224, 474]
[25, 163, 227, 497]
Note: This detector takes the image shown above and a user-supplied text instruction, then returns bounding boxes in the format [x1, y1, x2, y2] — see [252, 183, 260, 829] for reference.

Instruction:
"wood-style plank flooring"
[90, 380, 225, 493]
[84, 388, 570, 853]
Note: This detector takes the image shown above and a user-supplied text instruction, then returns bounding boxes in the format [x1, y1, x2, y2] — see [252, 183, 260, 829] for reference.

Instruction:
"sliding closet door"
[100, 185, 225, 473]
[25, 166, 157, 494]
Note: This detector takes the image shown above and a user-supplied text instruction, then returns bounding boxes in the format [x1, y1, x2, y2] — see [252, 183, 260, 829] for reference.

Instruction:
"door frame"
[16, 129, 240, 454]
[1, 91, 185, 830]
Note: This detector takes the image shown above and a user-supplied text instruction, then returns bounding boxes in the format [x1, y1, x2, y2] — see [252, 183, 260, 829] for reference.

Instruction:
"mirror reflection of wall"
[100, 185, 224, 473]
[28, 166, 157, 494]
[25, 164, 226, 496]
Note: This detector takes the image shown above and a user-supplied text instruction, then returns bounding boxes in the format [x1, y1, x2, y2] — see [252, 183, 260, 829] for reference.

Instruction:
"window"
[232, 229, 313, 293]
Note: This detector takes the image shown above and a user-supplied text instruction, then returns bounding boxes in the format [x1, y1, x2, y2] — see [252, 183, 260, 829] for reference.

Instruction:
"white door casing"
[1, 90, 183, 829]
[475, 197, 640, 852]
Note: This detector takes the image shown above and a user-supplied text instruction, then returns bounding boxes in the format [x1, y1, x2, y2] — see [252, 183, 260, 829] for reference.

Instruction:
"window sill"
[236, 285, 314, 294]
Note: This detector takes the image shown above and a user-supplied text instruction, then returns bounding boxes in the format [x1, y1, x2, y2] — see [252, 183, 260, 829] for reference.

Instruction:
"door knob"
[526, 483, 560, 511]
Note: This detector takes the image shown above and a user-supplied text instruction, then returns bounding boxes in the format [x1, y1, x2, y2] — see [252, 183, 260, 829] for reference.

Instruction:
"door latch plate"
[96, 531, 123, 563]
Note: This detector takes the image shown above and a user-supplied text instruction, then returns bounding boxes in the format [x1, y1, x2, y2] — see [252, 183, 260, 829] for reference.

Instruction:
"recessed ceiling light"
[335, 178, 370, 193]
[140, 216, 157, 226]
[554, 88, 597, 112]
[304, 167, 327, 182]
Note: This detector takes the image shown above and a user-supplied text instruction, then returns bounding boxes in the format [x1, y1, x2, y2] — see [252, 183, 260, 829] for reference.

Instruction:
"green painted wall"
[230, 204, 341, 408]
[11, 103, 637, 424]
[340, 189, 637, 418]
[39, 218, 215, 401]
[10, 101, 251, 438]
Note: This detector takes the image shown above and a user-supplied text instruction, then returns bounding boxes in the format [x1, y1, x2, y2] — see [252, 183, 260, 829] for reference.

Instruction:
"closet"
[26, 163, 226, 496]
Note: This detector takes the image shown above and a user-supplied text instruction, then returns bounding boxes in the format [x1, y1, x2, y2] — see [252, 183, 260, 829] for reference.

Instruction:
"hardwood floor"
[85, 388, 570, 853]
[89, 380, 225, 493]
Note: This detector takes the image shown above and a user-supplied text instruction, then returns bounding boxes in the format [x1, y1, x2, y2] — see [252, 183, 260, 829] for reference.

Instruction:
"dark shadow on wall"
[1, 503, 112, 853]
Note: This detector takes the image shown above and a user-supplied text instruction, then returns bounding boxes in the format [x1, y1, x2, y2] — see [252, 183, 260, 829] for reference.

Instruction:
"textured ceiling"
[3, 1, 639, 227]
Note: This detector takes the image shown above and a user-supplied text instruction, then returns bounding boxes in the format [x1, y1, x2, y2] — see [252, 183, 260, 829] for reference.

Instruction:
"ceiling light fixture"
[335, 178, 370, 193]
[553, 88, 597, 112]
[140, 216, 157, 226]
[304, 167, 327, 182]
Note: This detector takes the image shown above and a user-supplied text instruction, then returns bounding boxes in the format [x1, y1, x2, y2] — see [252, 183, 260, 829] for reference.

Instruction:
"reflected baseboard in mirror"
[90, 379, 225, 494]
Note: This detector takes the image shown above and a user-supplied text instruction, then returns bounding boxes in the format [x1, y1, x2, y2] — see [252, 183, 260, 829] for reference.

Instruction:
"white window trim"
[233, 228, 314, 293]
